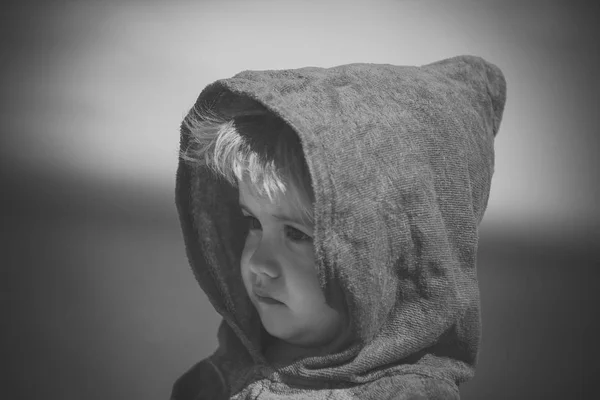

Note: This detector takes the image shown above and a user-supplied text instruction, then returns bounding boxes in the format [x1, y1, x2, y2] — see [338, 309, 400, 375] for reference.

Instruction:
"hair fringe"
[179, 104, 314, 224]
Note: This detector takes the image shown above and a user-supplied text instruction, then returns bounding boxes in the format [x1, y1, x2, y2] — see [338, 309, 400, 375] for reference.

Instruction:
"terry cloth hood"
[173, 55, 506, 400]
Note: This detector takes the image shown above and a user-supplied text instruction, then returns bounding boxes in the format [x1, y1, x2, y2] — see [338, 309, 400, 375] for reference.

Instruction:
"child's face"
[238, 179, 347, 350]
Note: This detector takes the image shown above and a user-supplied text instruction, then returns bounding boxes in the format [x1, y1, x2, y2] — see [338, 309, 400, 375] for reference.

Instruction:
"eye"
[244, 215, 261, 230]
[285, 226, 312, 242]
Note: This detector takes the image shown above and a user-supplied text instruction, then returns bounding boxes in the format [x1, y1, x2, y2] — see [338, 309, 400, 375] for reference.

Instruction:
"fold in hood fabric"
[172, 55, 506, 399]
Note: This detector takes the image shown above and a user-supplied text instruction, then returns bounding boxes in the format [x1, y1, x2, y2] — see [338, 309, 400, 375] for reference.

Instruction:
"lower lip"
[255, 295, 282, 305]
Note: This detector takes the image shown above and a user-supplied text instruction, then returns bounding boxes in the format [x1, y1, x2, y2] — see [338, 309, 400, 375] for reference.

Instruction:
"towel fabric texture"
[172, 55, 507, 399]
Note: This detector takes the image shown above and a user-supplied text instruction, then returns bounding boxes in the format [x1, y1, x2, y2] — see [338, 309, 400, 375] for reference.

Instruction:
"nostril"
[254, 270, 277, 286]
[253, 274, 267, 288]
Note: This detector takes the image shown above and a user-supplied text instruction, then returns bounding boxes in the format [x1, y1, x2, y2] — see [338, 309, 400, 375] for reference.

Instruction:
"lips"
[252, 287, 280, 302]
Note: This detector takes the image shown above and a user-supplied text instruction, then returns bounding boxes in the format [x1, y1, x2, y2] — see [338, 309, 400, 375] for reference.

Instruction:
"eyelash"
[243, 215, 312, 242]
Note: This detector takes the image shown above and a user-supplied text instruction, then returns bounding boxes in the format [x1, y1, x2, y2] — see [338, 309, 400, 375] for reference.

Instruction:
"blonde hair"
[180, 106, 314, 224]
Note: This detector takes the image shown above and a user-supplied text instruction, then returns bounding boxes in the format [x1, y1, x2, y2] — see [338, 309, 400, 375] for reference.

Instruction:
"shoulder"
[354, 373, 460, 400]
[170, 357, 228, 400]
[395, 375, 460, 400]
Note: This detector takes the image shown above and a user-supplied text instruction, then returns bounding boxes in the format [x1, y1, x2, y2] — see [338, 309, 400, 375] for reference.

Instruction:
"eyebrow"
[239, 203, 313, 228]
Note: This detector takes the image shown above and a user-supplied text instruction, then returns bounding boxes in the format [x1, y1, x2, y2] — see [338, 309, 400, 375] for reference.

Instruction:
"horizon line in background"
[2, 161, 598, 255]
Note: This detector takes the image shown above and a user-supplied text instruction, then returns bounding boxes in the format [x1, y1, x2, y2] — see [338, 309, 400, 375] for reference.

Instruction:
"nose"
[248, 240, 280, 280]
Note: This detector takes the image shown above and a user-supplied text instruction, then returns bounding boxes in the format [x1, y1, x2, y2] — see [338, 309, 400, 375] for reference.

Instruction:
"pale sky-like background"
[2, 0, 598, 235]
[2, 1, 598, 399]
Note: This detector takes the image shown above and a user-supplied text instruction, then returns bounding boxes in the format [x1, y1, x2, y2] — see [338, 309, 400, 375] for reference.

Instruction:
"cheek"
[289, 246, 320, 290]
[288, 263, 325, 304]
[290, 266, 347, 318]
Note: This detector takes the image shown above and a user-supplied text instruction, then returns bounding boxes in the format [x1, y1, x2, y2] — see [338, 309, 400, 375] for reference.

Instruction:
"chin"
[260, 318, 300, 342]
[261, 319, 288, 338]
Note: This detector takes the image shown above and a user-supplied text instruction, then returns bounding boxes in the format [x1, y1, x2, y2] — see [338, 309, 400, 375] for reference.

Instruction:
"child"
[172, 55, 506, 399]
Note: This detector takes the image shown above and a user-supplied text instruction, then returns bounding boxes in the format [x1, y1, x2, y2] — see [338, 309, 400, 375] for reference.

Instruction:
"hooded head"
[175, 55, 506, 393]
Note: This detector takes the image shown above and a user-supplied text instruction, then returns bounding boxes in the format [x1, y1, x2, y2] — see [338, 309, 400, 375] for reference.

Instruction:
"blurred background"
[1, 0, 598, 399]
